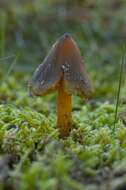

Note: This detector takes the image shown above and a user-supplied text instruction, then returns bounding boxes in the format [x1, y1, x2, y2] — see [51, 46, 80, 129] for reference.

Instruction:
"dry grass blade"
[1, 53, 20, 85]
[0, 54, 15, 62]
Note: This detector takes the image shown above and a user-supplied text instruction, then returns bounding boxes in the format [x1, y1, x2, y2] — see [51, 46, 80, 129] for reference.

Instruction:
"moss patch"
[0, 1, 126, 189]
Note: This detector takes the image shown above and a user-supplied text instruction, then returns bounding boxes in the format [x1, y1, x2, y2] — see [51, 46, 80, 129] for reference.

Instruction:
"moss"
[0, 100, 126, 189]
[0, 1, 126, 189]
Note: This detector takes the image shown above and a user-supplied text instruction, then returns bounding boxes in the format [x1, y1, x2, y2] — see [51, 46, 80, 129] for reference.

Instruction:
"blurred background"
[0, 0, 126, 104]
[0, 2, 126, 189]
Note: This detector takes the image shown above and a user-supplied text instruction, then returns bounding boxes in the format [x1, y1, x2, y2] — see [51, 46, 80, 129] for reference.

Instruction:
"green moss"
[0, 101, 126, 189]
[0, 1, 126, 189]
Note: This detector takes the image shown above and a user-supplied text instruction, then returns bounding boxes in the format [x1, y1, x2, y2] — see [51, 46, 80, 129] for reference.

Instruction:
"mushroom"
[29, 33, 93, 137]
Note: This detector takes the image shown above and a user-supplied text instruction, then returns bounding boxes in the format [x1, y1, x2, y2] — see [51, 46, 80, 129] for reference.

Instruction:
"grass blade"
[0, 53, 20, 86]
[113, 50, 125, 131]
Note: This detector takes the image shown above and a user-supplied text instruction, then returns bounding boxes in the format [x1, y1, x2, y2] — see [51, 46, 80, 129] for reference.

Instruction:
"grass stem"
[113, 49, 125, 132]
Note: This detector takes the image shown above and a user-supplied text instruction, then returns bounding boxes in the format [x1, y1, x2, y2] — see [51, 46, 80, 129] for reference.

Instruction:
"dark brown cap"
[29, 33, 93, 98]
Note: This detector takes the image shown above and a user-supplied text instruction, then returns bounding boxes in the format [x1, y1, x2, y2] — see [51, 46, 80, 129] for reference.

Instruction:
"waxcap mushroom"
[29, 33, 93, 98]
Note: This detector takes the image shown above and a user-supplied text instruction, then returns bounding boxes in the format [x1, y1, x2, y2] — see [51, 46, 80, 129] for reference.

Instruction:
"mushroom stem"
[57, 79, 72, 137]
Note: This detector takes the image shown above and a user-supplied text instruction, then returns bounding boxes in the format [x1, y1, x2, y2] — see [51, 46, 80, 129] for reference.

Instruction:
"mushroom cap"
[29, 33, 93, 98]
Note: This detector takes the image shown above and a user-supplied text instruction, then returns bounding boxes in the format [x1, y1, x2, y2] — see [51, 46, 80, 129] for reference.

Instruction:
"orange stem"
[57, 80, 72, 137]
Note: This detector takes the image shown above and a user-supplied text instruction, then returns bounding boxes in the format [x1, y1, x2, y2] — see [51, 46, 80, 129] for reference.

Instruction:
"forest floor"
[0, 1, 126, 190]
